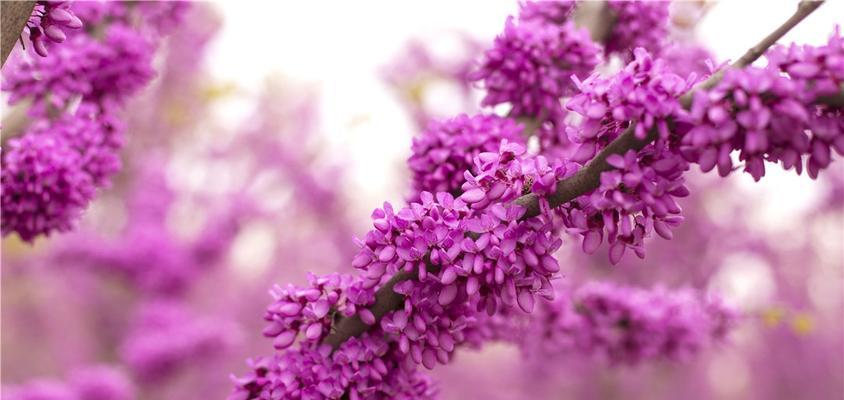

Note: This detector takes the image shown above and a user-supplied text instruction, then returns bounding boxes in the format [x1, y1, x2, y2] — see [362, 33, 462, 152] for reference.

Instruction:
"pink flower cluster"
[477, 282, 737, 365]
[1, 5, 170, 241]
[233, 145, 570, 397]
[471, 16, 601, 120]
[230, 339, 436, 400]
[559, 49, 692, 263]
[682, 67, 811, 180]
[120, 301, 237, 383]
[263, 273, 374, 350]
[408, 114, 525, 200]
[605, 0, 670, 60]
[679, 28, 843, 181]
[3, 365, 134, 400]
[0, 109, 123, 241]
[567, 48, 693, 162]
[563, 146, 689, 263]
[459, 141, 576, 209]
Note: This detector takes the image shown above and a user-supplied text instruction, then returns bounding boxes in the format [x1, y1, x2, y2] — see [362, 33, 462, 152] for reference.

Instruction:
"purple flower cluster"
[558, 49, 693, 263]
[66, 366, 136, 400]
[680, 28, 844, 181]
[459, 141, 576, 209]
[0, 110, 122, 241]
[229, 339, 436, 400]
[24, 1, 83, 57]
[235, 143, 572, 396]
[567, 283, 737, 364]
[471, 16, 601, 120]
[682, 67, 810, 180]
[353, 186, 564, 365]
[408, 114, 525, 200]
[605, 0, 670, 61]
[120, 301, 237, 383]
[518, 0, 577, 25]
[517, 283, 737, 364]
[0, 132, 92, 241]
[567, 48, 692, 163]
[767, 27, 844, 101]
[3, 365, 134, 400]
[768, 27, 844, 178]
[51, 170, 250, 295]
[2, 8, 168, 241]
[263, 273, 374, 350]
[563, 146, 689, 263]
[4, 25, 156, 113]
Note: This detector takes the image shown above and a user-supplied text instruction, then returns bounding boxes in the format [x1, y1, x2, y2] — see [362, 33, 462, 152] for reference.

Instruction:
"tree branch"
[321, 0, 826, 350]
[817, 85, 844, 108]
[1, 1, 36, 68]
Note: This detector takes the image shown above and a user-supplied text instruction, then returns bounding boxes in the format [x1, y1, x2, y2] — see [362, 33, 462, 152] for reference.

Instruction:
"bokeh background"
[2, 1, 843, 399]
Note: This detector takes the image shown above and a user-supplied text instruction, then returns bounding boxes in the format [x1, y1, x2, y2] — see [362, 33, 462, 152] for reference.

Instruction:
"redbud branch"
[817, 85, 844, 108]
[322, 0, 826, 349]
[1, 1, 36, 68]
[324, 265, 429, 349]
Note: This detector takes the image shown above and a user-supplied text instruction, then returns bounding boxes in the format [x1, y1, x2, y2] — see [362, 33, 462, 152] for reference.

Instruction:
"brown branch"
[817, 85, 844, 108]
[1, 1, 36, 68]
[321, 0, 826, 350]
[324, 266, 427, 349]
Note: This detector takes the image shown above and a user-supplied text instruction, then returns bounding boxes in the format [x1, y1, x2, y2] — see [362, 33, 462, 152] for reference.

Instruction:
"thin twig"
[321, 0, 826, 349]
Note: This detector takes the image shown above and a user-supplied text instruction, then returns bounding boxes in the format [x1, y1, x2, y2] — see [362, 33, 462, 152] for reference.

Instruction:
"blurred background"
[2, 1, 842, 399]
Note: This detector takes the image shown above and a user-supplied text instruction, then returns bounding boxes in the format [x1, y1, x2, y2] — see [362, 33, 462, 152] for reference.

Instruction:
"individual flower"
[471, 16, 601, 120]
[24, 1, 83, 57]
[407, 114, 525, 200]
